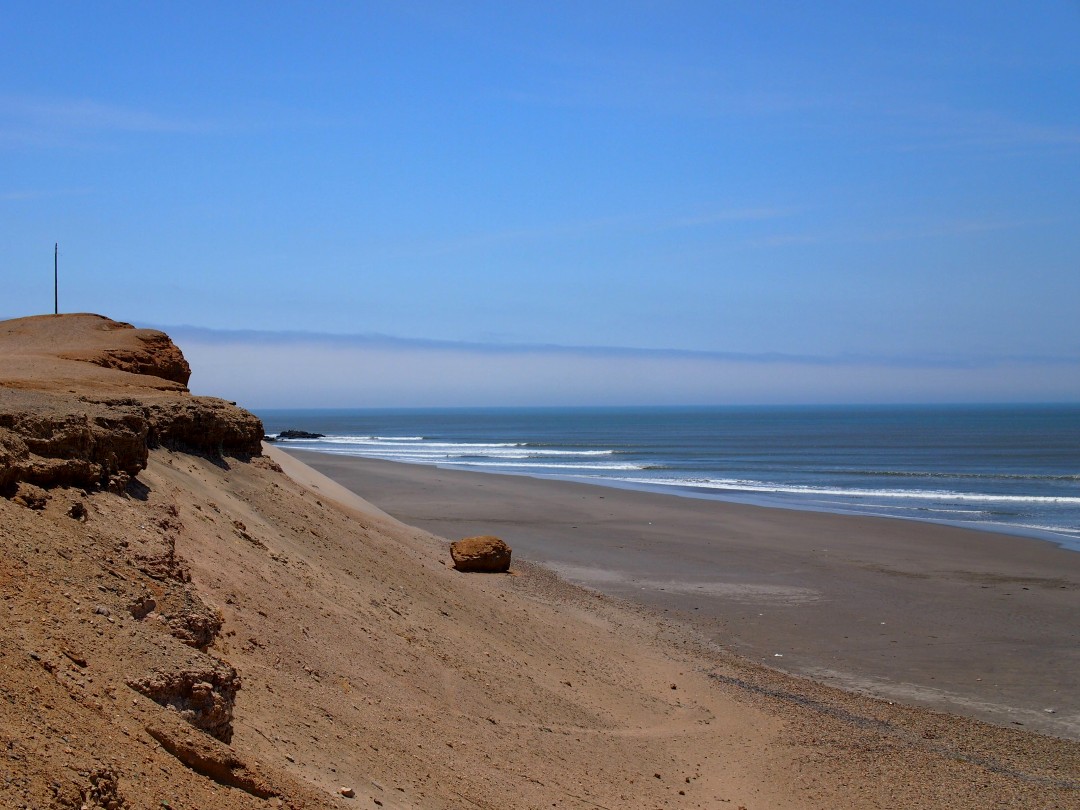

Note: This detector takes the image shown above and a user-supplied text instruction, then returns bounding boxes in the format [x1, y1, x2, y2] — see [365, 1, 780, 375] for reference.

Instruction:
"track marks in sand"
[550, 563, 822, 605]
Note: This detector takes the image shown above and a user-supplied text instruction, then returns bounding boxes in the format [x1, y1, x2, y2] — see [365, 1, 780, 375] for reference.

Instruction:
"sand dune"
[1, 314, 1077, 809]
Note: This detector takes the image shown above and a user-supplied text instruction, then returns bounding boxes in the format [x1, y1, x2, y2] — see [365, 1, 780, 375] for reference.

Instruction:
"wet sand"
[285, 450, 1080, 740]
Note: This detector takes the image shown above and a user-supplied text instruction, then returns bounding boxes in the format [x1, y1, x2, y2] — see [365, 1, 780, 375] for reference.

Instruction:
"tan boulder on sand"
[450, 535, 512, 572]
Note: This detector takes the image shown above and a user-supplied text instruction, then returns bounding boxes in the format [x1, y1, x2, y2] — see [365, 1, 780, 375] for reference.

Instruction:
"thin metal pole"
[54, 243, 58, 315]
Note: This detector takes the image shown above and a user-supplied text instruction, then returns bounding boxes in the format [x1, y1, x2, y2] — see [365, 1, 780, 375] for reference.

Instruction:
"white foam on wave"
[310, 436, 521, 449]
[353, 448, 612, 461]
[449, 460, 645, 471]
[811, 500, 989, 515]
[292, 436, 614, 458]
[605, 476, 1080, 505]
[999, 521, 1080, 537]
[293, 446, 641, 470]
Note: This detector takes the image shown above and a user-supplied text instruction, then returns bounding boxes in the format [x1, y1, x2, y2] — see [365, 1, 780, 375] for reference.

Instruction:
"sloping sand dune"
[1, 314, 1077, 809]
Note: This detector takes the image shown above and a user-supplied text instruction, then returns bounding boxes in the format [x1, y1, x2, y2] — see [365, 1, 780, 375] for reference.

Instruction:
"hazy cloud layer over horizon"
[170, 326, 1080, 408]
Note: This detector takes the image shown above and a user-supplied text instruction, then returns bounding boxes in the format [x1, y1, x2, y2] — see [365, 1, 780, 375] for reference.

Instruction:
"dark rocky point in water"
[273, 430, 325, 440]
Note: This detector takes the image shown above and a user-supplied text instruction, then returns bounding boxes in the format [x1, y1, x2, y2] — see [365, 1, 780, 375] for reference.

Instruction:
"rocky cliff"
[0, 314, 262, 495]
[0, 314, 329, 807]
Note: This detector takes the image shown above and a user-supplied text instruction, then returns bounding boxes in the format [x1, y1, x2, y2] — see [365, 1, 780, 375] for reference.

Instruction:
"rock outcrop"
[71, 327, 192, 385]
[0, 314, 262, 495]
[164, 589, 225, 650]
[146, 718, 278, 800]
[127, 660, 241, 743]
[144, 397, 263, 456]
[0, 314, 255, 754]
[0, 389, 150, 493]
[450, 535, 513, 572]
[273, 429, 325, 440]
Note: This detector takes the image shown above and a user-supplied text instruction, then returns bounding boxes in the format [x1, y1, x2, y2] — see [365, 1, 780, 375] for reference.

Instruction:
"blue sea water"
[256, 405, 1080, 552]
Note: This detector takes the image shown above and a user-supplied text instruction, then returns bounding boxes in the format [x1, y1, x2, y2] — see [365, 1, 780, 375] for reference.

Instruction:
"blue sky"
[3, 2, 1079, 405]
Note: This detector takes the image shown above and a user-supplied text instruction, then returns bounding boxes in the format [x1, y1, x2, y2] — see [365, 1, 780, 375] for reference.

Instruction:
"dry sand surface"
[2, 313, 1079, 809]
[285, 452, 1080, 741]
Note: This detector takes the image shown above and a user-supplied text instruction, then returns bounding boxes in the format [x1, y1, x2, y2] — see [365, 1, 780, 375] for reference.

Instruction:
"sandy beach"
[285, 450, 1080, 741]
[4, 314, 1080, 808]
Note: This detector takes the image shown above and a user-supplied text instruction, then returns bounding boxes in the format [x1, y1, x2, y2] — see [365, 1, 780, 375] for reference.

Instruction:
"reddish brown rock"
[450, 535, 512, 573]
[146, 715, 277, 800]
[12, 482, 49, 510]
[165, 588, 224, 650]
[0, 315, 263, 497]
[0, 389, 150, 492]
[144, 396, 264, 457]
[127, 659, 240, 743]
[79, 327, 192, 385]
[2, 313, 191, 391]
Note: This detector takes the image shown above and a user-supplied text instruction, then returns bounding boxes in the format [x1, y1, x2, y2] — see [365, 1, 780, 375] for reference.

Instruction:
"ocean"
[256, 405, 1080, 552]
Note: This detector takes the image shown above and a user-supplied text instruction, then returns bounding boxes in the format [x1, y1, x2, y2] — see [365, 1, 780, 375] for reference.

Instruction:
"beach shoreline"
[256, 404, 1080, 553]
[540, 471, 1080, 551]
[284, 448, 1080, 741]
[387, 461, 1080, 552]
[6, 314, 1078, 808]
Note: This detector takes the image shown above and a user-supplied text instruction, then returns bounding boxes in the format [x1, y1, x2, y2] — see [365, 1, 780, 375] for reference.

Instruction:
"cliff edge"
[0, 314, 262, 494]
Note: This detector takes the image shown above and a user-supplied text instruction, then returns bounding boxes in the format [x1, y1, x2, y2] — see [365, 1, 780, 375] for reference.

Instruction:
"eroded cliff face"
[0, 390, 149, 492]
[0, 314, 262, 495]
[67, 326, 193, 386]
[0, 314, 264, 747]
[0, 449, 325, 808]
[0, 314, 323, 807]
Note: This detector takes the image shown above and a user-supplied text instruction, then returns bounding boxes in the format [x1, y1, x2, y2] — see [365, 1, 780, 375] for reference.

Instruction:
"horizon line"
[154, 321, 1080, 372]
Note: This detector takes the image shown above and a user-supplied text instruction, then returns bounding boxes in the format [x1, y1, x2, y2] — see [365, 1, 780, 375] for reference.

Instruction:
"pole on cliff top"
[54, 243, 58, 315]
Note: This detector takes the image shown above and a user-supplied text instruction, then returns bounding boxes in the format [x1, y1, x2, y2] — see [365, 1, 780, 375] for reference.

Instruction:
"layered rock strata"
[0, 314, 261, 495]
[0, 314, 262, 788]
